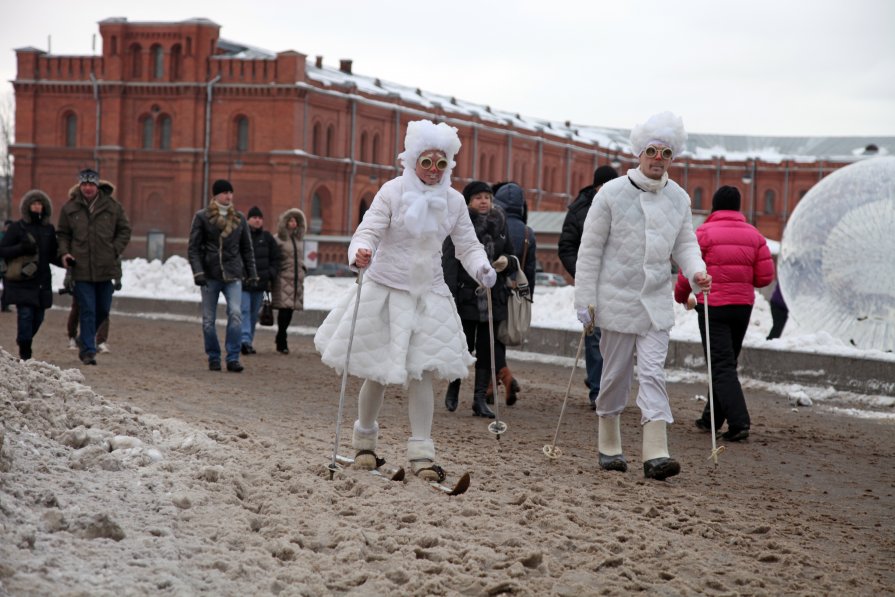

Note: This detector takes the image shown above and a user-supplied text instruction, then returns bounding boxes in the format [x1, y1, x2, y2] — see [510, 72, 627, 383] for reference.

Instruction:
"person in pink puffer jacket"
[674, 186, 776, 442]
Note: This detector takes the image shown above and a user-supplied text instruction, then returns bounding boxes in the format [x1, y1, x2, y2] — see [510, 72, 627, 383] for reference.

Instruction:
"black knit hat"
[78, 168, 100, 185]
[247, 206, 263, 219]
[212, 179, 234, 196]
[462, 180, 492, 204]
[593, 165, 619, 187]
[711, 185, 741, 212]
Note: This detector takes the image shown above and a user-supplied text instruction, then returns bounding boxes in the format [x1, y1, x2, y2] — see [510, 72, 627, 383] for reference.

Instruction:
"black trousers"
[766, 304, 788, 340]
[276, 308, 293, 348]
[695, 303, 753, 431]
[461, 318, 507, 372]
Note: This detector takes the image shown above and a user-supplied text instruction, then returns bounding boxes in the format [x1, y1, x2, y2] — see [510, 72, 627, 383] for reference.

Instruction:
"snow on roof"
[216, 38, 276, 60]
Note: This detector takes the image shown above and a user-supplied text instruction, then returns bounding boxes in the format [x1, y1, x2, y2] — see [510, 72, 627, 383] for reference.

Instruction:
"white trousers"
[596, 328, 673, 424]
[352, 372, 436, 462]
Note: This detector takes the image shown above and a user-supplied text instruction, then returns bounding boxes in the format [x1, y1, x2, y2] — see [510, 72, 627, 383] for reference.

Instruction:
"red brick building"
[10, 18, 893, 272]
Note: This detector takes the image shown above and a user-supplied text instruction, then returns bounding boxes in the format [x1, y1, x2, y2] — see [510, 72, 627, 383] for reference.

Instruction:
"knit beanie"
[711, 185, 741, 212]
[593, 165, 619, 187]
[247, 206, 263, 219]
[463, 181, 493, 204]
[212, 179, 234, 196]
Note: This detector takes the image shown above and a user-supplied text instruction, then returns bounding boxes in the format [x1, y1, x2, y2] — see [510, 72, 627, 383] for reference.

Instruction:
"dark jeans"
[461, 318, 507, 372]
[766, 304, 788, 340]
[695, 303, 753, 431]
[68, 294, 110, 344]
[276, 308, 293, 349]
[16, 304, 46, 344]
[584, 327, 603, 404]
[74, 281, 114, 355]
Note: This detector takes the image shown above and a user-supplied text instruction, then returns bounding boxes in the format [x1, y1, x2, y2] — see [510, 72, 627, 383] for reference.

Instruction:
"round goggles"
[418, 155, 449, 171]
[644, 145, 673, 160]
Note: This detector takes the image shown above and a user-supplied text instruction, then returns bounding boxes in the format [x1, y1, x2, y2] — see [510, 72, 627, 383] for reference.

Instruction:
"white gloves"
[477, 265, 497, 288]
[577, 307, 593, 328]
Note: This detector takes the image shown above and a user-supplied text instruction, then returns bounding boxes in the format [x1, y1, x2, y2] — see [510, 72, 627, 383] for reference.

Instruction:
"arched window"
[170, 44, 182, 81]
[235, 116, 249, 152]
[140, 115, 154, 149]
[763, 189, 776, 215]
[693, 187, 704, 210]
[326, 124, 335, 157]
[159, 115, 172, 149]
[359, 131, 368, 162]
[310, 193, 324, 233]
[312, 122, 322, 155]
[129, 44, 142, 78]
[359, 196, 371, 223]
[64, 113, 77, 147]
[372, 133, 381, 164]
[151, 45, 164, 80]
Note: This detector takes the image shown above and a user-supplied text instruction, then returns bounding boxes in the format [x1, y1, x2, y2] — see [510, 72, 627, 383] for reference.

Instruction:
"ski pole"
[543, 305, 593, 460]
[328, 268, 365, 480]
[485, 285, 508, 438]
[703, 291, 725, 465]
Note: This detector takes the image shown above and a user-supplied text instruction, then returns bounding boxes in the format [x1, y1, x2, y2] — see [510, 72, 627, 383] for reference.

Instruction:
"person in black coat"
[0, 190, 62, 359]
[557, 165, 618, 409]
[240, 206, 281, 354]
[442, 181, 516, 417]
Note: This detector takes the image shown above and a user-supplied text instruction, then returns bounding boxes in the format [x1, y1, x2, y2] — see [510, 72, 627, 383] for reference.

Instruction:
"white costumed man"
[315, 120, 496, 482]
[574, 111, 712, 480]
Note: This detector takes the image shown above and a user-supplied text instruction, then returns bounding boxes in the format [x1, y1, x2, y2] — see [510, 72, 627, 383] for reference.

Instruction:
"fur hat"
[247, 206, 263, 219]
[397, 120, 462, 171]
[629, 111, 687, 157]
[463, 181, 492, 204]
[212, 179, 234, 196]
[711, 186, 741, 212]
[593, 165, 619, 187]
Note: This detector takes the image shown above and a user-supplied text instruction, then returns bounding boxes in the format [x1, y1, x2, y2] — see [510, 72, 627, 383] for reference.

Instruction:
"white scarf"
[627, 167, 668, 194]
[400, 168, 450, 238]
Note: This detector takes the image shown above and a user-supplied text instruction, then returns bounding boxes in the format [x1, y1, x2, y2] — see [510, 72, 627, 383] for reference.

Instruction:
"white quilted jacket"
[574, 174, 706, 333]
[348, 177, 490, 296]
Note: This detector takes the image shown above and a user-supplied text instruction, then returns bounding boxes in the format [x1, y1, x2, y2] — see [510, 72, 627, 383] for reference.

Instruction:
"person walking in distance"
[558, 165, 619, 410]
[675, 186, 775, 442]
[0, 190, 62, 359]
[442, 180, 516, 417]
[315, 120, 496, 481]
[241, 206, 280, 355]
[271, 208, 307, 354]
[187, 179, 257, 373]
[57, 169, 131, 366]
[574, 112, 711, 480]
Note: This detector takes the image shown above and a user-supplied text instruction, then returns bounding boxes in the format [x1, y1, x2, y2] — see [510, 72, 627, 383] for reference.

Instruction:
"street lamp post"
[742, 158, 756, 224]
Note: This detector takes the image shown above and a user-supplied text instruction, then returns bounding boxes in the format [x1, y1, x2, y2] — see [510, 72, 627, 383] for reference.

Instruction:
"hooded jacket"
[443, 206, 516, 322]
[272, 208, 307, 310]
[244, 224, 280, 292]
[188, 202, 257, 283]
[0, 190, 60, 308]
[673, 210, 775, 306]
[493, 183, 537, 294]
[57, 181, 131, 281]
[574, 172, 706, 333]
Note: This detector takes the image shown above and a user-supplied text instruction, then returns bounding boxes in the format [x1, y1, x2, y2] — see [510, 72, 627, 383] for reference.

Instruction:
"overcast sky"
[2, 0, 894, 137]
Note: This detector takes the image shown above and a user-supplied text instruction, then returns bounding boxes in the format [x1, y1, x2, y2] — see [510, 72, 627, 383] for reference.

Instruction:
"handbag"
[1, 227, 39, 282]
[259, 292, 275, 326]
[498, 255, 532, 346]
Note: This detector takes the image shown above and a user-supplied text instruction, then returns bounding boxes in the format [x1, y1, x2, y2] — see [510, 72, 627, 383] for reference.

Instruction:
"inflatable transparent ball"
[779, 156, 895, 352]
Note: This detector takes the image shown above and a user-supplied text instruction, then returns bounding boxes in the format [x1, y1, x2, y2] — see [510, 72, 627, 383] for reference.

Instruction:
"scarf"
[627, 167, 668, 194]
[207, 201, 240, 238]
[400, 168, 450, 238]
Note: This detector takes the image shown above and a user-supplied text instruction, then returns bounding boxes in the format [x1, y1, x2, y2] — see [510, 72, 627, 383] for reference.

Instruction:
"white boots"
[597, 417, 681, 479]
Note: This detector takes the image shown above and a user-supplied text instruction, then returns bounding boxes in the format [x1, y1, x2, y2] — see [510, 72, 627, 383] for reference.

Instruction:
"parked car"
[308, 263, 355, 277]
[535, 272, 568, 287]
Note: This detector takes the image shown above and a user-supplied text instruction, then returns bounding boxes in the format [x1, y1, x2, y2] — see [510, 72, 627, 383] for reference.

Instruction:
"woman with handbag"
[0, 190, 61, 360]
[442, 181, 517, 416]
[271, 208, 307, 354]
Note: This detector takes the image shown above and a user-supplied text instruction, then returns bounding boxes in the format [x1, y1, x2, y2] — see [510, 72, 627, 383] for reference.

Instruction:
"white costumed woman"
[315, 120, 496, 482]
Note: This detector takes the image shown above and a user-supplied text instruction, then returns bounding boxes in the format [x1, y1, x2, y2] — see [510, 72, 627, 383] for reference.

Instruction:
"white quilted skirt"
[314, 279, 474, 386]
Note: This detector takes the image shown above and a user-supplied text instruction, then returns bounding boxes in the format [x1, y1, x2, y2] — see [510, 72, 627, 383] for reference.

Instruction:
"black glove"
[247, 277, 260, 288]
[113, 279, 122, 291]
[19, 235, 37, 255]
[194, 273, 207, 287]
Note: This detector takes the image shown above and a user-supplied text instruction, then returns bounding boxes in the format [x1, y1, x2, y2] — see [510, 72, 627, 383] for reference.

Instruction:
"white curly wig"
[629, 111, 687, 157]
[398, 120, 462, 171]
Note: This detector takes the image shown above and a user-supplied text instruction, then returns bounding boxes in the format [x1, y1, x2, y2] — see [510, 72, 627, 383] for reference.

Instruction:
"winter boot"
[597, 415, 627, 472]
[444, 379, 461, 412]
[642, 420, 680, 480]
[18, 340, 33, 361]
[472, 368, 495, 419]
[352, 421, 380, 470]
[499, 367, 520, 406]
[275, 336, 289, 354]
